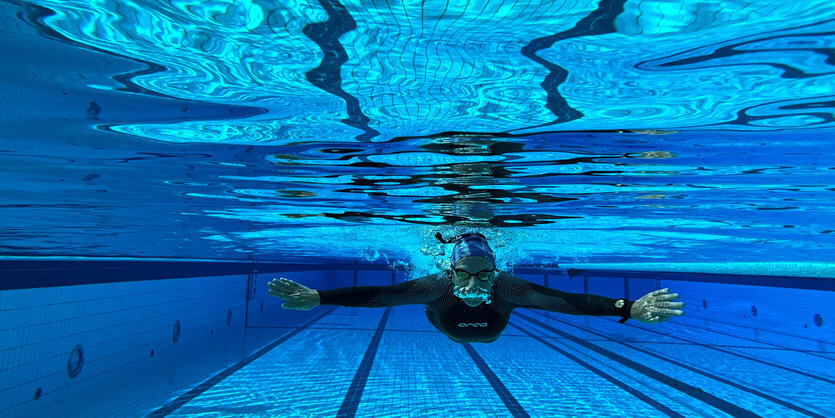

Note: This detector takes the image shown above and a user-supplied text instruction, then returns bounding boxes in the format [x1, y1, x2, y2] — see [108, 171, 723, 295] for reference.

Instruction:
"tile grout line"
[528, 312, 827, 417]
[198, 325, 835, 352]
[462, 343, 530, 418]
[639, 316, 835, 361]
[146, 306, 340, 417]
[335, 307, 392, 418]
[515, 312, 762, 418]
[507, 321, 683, 417]
[590, 313, 835, 384]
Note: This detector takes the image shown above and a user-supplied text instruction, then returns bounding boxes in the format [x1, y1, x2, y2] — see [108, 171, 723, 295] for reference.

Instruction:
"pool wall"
[0, 273, 248, 416]
[1, 260, 832, 416]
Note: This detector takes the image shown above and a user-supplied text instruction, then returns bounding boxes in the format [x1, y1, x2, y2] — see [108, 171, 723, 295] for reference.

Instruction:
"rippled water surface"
[1, 0, 834, 271]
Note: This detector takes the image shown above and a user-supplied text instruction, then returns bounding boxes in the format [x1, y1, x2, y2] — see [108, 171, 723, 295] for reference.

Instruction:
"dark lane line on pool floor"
[233, 324, 826, 350]
[506, 322, 684, 417]
[336, 307, 392, 418]
[462, 343, 530, 418]
[592, 314, 835, 384]
[631, 315, 835, 363]
[148, 306, 340, 417]
[516, 312, 823, 418]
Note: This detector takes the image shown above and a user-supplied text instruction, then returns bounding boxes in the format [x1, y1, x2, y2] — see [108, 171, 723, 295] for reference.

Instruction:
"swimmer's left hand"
[630, 288, 685, 324]
[268, 277, 320, 310]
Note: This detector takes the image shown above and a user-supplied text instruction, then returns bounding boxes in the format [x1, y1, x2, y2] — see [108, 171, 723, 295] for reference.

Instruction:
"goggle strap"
[436, 232, 487, 244]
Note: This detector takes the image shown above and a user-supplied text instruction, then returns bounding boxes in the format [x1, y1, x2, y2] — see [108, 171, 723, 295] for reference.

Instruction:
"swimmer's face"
[451, 256, 496, 307]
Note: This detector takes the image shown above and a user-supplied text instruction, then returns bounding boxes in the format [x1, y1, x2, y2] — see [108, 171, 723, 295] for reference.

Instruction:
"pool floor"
[153, 305, 833, 417]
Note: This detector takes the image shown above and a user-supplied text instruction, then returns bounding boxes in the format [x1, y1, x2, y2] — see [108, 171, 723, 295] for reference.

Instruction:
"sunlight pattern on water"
[1, 0, 834, 271]
[26, 0, 835, 144]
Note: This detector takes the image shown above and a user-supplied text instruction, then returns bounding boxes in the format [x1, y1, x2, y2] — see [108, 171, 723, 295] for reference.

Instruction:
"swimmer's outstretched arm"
[268, 273, 448, 310]
[498, 273, 684, 324]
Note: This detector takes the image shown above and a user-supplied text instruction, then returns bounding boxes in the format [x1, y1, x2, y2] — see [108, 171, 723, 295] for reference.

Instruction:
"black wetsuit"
[318, 271, 635, 343]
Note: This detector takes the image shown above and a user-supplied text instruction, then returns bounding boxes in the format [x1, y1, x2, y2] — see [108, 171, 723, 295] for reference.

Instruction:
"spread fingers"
[651, 308, 684, 317]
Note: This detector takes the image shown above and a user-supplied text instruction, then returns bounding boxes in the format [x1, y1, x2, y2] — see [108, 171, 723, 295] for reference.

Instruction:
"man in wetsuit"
[268, 232, 685, 343]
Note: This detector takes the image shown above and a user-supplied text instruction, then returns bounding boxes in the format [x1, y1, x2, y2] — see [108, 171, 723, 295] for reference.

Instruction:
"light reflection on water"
[1, 0, 834, 273]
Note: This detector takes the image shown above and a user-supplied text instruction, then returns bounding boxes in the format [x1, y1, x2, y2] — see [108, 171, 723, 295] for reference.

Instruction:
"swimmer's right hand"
[268, 277, 321, 310]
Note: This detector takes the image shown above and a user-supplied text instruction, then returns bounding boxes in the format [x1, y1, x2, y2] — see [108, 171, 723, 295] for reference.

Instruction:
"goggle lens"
[455, 269, 494, 281]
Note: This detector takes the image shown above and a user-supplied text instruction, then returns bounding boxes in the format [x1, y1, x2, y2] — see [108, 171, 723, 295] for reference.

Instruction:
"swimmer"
[268, 232, 685, 343]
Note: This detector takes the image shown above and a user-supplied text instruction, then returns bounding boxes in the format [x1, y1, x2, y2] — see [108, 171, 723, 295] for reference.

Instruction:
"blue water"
[1, 0, 834, 271]
[1, 0, 835, 416]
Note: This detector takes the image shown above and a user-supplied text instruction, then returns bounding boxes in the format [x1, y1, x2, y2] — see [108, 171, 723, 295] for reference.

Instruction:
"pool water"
[1, 0, 834, 268]
[1, 0, 834, 416]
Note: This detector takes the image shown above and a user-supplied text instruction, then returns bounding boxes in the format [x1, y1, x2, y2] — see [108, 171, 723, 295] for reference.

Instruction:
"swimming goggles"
[454, 269, 495, 281]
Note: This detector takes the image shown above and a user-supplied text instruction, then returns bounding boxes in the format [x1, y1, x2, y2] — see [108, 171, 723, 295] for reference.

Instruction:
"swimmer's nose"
[464, 279, 489, 292]
[463, 278, 479, 290]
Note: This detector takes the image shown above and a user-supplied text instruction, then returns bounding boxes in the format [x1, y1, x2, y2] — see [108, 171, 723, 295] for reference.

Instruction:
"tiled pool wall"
[0, 261, 832, 417]
[0, 273, 247, 416]
[654, 279, 832, 353]
[0, 261, 363, 416]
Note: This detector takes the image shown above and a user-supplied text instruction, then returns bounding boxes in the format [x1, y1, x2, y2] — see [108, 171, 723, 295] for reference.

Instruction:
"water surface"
[1, 0, 834, 272]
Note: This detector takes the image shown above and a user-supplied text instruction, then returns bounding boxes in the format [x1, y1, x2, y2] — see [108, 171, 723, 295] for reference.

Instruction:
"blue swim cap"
[436, 232, 495, 266]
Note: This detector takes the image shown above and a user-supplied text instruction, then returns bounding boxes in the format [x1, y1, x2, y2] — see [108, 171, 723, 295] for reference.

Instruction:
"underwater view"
[1, 0, 833, 416]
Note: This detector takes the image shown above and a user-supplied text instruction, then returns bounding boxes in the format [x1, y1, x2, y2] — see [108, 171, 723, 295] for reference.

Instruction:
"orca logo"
[458, 322, 488, 327]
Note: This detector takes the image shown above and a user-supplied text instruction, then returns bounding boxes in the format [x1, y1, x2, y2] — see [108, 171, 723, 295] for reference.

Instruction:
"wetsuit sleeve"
[317, 273, 449, 308]
[497, 273, 634, 320]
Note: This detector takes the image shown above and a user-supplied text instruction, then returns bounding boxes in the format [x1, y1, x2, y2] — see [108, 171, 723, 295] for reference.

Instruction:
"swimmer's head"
[452, 256, 496, 306]
[448, 232, 495, 267]
[436, 233, 496, 307]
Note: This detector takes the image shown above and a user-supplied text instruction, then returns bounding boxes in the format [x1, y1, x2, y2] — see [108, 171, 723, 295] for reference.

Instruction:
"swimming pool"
[1, 0, 834, 416]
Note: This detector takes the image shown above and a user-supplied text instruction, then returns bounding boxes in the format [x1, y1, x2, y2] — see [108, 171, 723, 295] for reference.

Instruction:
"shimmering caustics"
[519, 0, 627, 127]
[2, 0, 835, 268]
[637, 18, 835, 129]
[303, 0, 380, 141]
